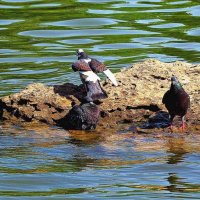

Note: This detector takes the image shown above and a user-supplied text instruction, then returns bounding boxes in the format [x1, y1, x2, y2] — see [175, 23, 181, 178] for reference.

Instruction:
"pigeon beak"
[171, 76, 177, 82]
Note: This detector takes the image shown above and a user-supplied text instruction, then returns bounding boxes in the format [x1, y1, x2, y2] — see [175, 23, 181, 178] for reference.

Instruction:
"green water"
[0, 0, 200, 199]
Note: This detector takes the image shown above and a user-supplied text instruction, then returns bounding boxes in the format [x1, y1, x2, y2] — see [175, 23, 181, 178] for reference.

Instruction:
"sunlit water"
[0, 0, 200, 199]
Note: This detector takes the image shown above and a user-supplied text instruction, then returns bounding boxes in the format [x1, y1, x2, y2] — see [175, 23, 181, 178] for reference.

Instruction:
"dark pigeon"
[81, 77, 108, 101]
[162, 76, 190, 131]
[62, 99, 100, 130]
[76, 49, 118, 86]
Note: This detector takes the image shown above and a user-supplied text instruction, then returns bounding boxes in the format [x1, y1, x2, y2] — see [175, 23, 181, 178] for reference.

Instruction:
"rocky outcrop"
[99, 59, 200, 131]
[0, 59, 199, 133]
[0, 83, 81, 124]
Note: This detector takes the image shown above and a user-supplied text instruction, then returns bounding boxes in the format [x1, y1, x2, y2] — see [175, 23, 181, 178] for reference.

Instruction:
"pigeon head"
[76, 49, 88, 59]
[171, 75, 182, 90]
[171, 75, 179, 84]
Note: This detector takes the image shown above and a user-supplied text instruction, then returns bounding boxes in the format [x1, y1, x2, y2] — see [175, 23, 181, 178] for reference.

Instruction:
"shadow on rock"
[140, 111, 170, 129]
[53, 82, 86, 102]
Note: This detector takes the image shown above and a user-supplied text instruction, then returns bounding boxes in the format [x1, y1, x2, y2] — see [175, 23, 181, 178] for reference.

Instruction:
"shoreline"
[0, 59, 199, 134]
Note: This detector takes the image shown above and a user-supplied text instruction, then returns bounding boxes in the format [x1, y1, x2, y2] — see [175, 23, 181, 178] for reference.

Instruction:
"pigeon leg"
[169, 114, 175, 132]
[180, 116, 186, 132]
[170, 124, 174, 132]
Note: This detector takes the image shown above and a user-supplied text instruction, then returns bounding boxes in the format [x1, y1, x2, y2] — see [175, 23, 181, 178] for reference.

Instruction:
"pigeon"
[162, 75, 190, 131]
[76, 49, 118, 86]
[72, 59, 107, 101]
[63, 97, 100, 130]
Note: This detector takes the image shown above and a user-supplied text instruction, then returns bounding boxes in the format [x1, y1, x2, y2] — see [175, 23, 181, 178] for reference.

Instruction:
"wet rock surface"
[0, 59, 199, 133]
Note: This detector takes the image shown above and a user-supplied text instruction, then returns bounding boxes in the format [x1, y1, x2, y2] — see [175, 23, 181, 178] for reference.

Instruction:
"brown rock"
[100, 59, 199, 128]
[0, 83, 74, 124]
[0, 59, 199, 133]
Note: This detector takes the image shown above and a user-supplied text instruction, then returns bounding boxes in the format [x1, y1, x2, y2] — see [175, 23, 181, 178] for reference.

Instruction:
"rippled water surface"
[1, 125, 200, 199]
[0, 0, 200, 199]
[0, 0, 200, 95]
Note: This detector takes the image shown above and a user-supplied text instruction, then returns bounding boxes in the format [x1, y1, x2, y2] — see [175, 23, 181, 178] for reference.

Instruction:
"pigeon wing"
[90, 58, 107, 73]
[162, 90, 171, 104]
[72, 60, 91, 72]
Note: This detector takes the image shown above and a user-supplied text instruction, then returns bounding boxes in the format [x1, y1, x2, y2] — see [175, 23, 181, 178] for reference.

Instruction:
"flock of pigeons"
[66, 49, 190, 131]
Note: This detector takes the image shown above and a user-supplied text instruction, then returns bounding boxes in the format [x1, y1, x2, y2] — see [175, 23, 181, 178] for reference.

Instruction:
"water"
[1, 126, 200, 199]
[0, 0, 200, 199]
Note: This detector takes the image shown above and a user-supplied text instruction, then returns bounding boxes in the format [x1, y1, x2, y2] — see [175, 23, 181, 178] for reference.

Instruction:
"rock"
[0, 59, 199, 132]
[99, 59, 199, 130]
[0, 83, 74, 124]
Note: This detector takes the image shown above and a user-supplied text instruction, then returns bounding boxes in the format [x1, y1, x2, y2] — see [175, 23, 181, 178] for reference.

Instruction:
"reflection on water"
[0, 0, 200, 199]
[187, 27, 200, 36]
[1, 125, 200, 199]
[43, 18, 123, 27]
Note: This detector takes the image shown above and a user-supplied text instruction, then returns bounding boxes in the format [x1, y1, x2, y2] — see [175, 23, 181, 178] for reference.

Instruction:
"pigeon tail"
[103, 69, 118, 86]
